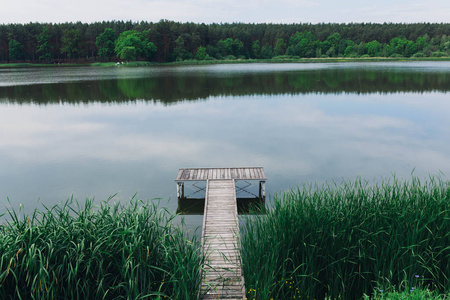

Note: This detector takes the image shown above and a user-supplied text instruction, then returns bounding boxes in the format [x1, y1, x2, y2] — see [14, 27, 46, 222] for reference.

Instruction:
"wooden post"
[177, 182, 185, 199]
[259, 181, 266, 200]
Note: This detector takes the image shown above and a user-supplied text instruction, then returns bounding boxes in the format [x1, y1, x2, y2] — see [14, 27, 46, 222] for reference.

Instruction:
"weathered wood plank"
[175, 169, 183, 181]
[256, 168, 262, 179]
[175, 167, 265, 181]
[201, 179, 244, 300]
[248, 168, 255, 179]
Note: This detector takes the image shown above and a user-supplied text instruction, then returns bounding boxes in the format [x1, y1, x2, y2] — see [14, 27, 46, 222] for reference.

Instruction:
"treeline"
[1, 20, 450, 63]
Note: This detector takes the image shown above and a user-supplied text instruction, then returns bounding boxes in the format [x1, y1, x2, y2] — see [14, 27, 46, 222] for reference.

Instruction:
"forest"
[1, 20, 450, 63]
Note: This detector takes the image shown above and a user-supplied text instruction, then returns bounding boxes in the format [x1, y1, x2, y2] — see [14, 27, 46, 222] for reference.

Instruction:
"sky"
[1, 0, 450, 25]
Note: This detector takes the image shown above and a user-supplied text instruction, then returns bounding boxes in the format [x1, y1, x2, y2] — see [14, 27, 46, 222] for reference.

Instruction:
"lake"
[1, 62, 450, 229]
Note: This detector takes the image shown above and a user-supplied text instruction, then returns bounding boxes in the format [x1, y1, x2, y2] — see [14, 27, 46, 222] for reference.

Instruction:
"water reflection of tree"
[1, 69, 449, 105]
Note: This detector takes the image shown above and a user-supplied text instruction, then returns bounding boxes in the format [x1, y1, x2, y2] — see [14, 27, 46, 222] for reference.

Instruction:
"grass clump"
[365, 284, 450, 299]
[241, 176, 450, 300]
[0, 196, 204, 299]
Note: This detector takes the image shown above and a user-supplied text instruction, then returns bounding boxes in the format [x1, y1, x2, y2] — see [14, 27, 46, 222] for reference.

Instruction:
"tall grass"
[241, 176, 450, 300]
[0, 196, 204, 299]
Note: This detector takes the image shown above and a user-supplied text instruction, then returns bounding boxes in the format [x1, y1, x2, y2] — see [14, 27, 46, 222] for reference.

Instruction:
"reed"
[365, 286, 450, 300]
[241, 176, 450, 300]
[0, 196, 204, 299]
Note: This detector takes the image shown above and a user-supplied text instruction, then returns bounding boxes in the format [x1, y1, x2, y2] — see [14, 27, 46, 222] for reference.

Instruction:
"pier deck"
[201, 179, 244, 299]
[174, 167, 266, 299]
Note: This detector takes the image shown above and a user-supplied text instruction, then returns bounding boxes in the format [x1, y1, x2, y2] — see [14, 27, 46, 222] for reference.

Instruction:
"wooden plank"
[253, 168, 259, 179]
[201, 179, 244, 300]
[247, 168, 252, 179]
[251, 168, 256, 179]
[256, 168, 262, 179]
[175, 169, 183, 181]
[176, 167, 265, 181]
[259, 167, 266, 179]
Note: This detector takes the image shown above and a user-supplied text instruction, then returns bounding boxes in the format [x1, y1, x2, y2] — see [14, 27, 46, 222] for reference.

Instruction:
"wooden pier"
[175, 167, 266, 299]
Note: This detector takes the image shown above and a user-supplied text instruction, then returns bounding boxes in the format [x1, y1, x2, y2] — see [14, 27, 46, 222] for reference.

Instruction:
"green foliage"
[344, 45, 357, 57]
[274, 38, 287, 56]
[323, 32, 342, 56]
[366, 284, 450, 300]
[431, 51, 447, 57]
[216, 38, 245, 58]
[251, 40, 261, 59]
[0, 197, 204, 299]
[389, 37, 418, 57]
[8, 39, 23, 61]
[61, 29, 81, 59]
[260, 43, 274, 59]
[95, 28, 117, 60]
[366, 40, 382, 57]
[195, 46, 207, 60]
[416, 36, 429, 52]
[119, 46, 137, 61]
[114, 30, 157, 61]
[1, 21, 450, 63]
[412, 52, 425, 58]
[241, 176, 450, 300]
[37, 26, 52, 61]
[286, 31, 316, 57]
[174, 35, 193, 61]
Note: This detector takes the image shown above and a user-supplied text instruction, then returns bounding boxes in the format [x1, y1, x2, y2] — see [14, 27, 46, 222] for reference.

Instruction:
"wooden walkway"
[175, 167, 266, 299]
[201, 179, 244, 299]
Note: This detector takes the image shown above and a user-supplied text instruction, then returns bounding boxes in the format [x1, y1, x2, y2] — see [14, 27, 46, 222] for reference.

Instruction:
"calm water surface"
[1, 62, 450, 228]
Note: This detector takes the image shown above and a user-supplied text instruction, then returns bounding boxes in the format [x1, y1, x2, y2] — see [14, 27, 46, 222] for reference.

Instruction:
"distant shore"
[2, 56, 450, 68]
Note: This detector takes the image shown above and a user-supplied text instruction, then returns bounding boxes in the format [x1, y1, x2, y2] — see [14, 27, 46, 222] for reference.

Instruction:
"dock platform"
[174, 167, 266, 299]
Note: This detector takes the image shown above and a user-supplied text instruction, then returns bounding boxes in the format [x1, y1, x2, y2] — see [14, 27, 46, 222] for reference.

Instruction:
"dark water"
[1, 62, 450, 229]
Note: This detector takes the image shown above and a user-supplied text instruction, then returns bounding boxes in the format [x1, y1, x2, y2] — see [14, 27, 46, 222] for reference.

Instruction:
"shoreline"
[1, 56, 450, 68]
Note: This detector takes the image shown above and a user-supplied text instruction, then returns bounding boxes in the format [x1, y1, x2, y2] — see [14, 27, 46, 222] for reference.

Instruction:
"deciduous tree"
[274, 38, 286, 56]
[96, 28, 117, 60]
[114, 30, 157, 61]
[195, 46, 207, 60]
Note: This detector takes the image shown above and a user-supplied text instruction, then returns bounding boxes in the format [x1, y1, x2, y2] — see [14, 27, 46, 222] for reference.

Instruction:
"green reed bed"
[365, 286, 449, 300]
[0, 196, 204, 299]
[241, 176, 450, 300]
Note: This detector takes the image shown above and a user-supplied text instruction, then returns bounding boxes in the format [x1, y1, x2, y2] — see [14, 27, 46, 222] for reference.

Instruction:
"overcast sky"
[1, 0, 450, 24]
